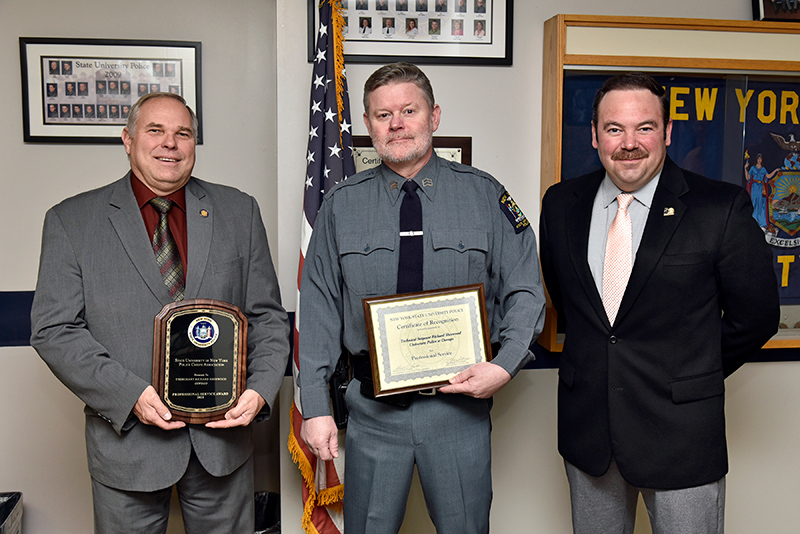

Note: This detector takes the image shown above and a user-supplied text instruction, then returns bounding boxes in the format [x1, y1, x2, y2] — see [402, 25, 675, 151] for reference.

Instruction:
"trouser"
[92, 449, 255, 534]
[343, 378, 493, 534]
[565, 459, 725, 534]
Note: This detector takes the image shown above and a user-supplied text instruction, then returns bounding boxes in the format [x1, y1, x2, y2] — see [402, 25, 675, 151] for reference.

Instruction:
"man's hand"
[133, 385, 186, 430]
[438, 362, 511, 398]
[205, 389, 266, 429]
[300, 415, 339, 461]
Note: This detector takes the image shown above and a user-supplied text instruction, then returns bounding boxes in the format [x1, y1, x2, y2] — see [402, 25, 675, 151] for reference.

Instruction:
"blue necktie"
[397, 180, 423, 294]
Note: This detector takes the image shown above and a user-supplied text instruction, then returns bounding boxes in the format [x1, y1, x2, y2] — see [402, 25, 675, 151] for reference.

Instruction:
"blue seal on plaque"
[188, 316, 219, 348]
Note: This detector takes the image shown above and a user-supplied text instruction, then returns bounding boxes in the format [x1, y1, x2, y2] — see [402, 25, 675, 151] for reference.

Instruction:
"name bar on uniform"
[399, 231, 423, 237]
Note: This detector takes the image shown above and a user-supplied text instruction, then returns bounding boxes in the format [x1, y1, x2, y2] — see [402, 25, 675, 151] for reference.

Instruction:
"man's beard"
[374, 127, 433, 164]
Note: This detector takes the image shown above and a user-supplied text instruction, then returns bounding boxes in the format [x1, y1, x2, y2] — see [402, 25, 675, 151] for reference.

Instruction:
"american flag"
[288, 1, 354, 533]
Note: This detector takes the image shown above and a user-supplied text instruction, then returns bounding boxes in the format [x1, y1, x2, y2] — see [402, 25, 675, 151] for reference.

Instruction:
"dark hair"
[126, 92, 198, 141]
[592, 72, 669, 131]
[363, 62, 435, 114]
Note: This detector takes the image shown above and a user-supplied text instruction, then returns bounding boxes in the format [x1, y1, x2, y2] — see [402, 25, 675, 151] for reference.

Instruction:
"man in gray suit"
[30, 92, 290, 533]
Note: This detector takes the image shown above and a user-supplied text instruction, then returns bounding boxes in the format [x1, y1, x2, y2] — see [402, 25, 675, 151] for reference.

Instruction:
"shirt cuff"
[299, 385, 332, 419]
[491, 339, 533, 377]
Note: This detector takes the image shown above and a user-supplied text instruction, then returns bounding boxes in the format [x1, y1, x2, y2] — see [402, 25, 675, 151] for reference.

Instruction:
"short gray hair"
[363, 62, 435, 115]
[126, 92, 198, 141]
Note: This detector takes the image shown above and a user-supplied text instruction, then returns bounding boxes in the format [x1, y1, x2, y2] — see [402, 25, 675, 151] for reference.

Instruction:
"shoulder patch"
[499, 191, 530, 234]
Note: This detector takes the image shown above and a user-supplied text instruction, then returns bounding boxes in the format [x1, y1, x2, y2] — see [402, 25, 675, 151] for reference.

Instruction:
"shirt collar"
[130, 172, 187, 213]
[381, 154, 439, 204]
[599, 168, 662, 211]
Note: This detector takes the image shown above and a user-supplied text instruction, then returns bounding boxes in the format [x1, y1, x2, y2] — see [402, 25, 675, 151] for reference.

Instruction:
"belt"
[351, 355, 436, 407]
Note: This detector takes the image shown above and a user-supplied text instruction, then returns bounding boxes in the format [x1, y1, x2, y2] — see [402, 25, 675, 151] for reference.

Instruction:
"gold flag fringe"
[330, 0, 348, 146]
[289, 404, 345, 533]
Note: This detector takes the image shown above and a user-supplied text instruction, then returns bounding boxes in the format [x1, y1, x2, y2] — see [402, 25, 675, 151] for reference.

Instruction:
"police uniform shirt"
[298, 154, 546, 417]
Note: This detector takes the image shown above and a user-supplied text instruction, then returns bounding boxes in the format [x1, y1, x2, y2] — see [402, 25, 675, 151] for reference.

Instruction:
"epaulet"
[323, 167, 380, 200]
[443, 159, 500, 187]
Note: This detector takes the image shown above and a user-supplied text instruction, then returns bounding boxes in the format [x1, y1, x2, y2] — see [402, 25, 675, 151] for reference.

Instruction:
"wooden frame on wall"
[539, 14, 800, 351]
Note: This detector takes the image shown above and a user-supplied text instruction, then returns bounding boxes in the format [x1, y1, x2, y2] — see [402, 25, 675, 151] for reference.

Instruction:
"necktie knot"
[402, 180, 419, 194]
[616, 193, 634, 211]
[150, 197, 173, 214]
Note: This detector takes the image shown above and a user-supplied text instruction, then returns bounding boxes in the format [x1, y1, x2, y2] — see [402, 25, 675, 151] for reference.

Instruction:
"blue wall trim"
[0, 292, 34, 347]
[4, 293, 796, 372]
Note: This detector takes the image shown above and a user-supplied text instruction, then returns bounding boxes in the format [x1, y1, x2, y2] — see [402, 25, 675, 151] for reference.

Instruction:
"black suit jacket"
[539, 157, 779, 489]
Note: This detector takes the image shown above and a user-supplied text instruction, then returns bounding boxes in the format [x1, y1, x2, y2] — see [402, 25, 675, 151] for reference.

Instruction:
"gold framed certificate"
[362, 284, 492, 397]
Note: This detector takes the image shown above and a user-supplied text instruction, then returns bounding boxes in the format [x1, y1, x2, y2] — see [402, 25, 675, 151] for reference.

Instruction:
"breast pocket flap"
[431, 230, 488, 253]
[339, 231, 395, 256]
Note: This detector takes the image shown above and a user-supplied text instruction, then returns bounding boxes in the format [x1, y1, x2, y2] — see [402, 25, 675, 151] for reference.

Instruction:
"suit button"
[609, 336, 618, 344]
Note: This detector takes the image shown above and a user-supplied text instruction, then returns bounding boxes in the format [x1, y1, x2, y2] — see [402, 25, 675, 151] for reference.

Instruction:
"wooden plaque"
[153, 299, 247, 424]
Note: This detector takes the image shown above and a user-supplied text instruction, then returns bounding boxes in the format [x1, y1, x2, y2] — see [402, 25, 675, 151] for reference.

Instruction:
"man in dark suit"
[539, 72, 779, 533]
[31, 92, 290, 533]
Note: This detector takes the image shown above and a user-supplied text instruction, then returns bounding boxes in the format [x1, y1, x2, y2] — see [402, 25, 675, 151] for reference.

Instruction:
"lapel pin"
[663, 207, 675, 217]
[390, 181, 399, 190]
[422, 178, 433, 187]
[200, 209, 209, 217]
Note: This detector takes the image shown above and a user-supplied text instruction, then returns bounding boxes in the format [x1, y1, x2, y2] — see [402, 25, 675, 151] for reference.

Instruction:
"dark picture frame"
[752, 0, 800, 21]
[20, 37, 202, 144]
[308, 0, 512, 65]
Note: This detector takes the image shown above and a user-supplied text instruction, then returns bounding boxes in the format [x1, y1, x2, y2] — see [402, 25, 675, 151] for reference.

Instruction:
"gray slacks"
[343, 378, 493, 534]
[565, 460, 725, 534]
[92, 449, 255, 534]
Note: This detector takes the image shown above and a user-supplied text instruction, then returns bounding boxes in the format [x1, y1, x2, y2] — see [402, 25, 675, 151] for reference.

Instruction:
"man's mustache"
[611, 149, 648, 160]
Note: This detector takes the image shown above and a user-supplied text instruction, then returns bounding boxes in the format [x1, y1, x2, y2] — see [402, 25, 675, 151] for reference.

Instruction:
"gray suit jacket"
[31, 174, 290, 492]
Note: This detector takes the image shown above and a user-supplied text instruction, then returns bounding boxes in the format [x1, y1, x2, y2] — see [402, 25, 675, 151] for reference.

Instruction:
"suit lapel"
[614, 158, 688, 325]
[184, 179, 212, 299]
[566, 171, 609, 323]
[107, 174, 174, 305]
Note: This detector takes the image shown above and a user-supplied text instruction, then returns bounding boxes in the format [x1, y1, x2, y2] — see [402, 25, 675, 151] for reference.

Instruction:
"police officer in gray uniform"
[298, 63, 546, 534]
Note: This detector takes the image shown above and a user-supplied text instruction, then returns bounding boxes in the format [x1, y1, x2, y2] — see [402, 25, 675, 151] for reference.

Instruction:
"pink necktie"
[602, 193, 634, 325]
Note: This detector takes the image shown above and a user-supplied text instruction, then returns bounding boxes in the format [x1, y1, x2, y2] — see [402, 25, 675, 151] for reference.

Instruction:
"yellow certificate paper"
[362, 284, 492, 397]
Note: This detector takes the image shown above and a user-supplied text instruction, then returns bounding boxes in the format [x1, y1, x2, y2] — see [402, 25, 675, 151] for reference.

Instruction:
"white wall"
[0, 1, 279, 532]
[1, 0, 799, 533]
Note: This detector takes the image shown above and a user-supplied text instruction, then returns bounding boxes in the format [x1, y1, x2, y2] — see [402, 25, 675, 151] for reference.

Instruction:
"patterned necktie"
[602, 193, 634, 325]
[149, 197, 185, 301]
[397, 180, 423, 294]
